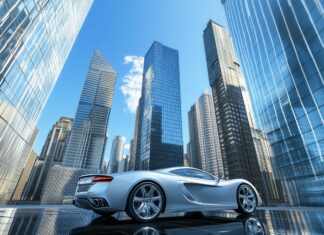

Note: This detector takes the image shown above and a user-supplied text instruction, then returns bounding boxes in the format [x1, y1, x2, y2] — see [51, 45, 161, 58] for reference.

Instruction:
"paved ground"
[0, 205, 323, 234]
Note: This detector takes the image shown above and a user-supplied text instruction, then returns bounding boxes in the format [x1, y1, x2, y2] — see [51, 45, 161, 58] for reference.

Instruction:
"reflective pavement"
[0, 205, 324, 234]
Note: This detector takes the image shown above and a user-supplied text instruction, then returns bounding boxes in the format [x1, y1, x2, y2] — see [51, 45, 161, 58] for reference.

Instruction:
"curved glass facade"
[222, 0, 324, 205]
[135, 42, 184, 170]
[0, 0, 93, 204]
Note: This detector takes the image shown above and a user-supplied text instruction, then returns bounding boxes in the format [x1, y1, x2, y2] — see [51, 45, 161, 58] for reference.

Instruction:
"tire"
[235, 184, 257, 215]
[126, 181, 165, 222]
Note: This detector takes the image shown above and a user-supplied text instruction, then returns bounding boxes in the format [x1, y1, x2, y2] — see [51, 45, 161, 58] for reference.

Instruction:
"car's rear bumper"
[73, 198, 93, 210]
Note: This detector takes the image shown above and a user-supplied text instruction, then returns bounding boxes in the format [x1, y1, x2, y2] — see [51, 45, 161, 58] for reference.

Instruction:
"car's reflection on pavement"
[70, 212, 265, 235]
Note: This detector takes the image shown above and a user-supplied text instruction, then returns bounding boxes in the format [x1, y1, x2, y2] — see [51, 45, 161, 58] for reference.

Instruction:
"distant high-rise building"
[24, 117, 73, 201]
[63, 50, 117, 170]
[186, 142, 193, 167]
[0, 0, 93, 204]
[129, 106, 141, 171]
[124, 155, 131, 172]
[101, 160, 109, 174]
[188, 91, 223, 176]
[188, 107, 203, 170]
[222, 0, 324, 206]
[11, 150, 37, 201]
[135, 42, 184, 170]
[108, 136, 126, 173]
[183, 153, 190, 167]
[203, 20, 265, 195]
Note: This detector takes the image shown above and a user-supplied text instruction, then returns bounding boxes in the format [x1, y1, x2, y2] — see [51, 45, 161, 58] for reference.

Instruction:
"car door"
[171, 169, 222, 204]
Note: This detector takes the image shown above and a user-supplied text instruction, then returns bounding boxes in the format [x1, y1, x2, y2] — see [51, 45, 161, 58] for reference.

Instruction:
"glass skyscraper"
[222, 0, 324, 205]
[135, 42, 184, 170]
[63, 50, 117, 170]
[0, 0, 93, 204]
[203, 20, 266, 198]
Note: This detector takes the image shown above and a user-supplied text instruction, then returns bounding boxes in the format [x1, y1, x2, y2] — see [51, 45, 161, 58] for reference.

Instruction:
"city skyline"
[33, 0, 227, 161]
[0, 1, 323, 233]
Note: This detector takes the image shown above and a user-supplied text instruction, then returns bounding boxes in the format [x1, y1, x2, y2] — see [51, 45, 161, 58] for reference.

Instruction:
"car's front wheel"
[235, 184, 257, 215]
[126, 181, 165, 222]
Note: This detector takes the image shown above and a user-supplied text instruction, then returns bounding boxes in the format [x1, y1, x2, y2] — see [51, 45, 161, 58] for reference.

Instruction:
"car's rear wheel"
[235, 184, 257, 215]
[126, 181, 164, 222]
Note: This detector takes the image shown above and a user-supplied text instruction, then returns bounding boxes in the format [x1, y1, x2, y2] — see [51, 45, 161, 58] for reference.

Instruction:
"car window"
[171, 169, 215, 180]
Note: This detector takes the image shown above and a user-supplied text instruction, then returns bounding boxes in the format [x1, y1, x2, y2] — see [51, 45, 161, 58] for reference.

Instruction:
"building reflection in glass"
[1, 207, 324, 234]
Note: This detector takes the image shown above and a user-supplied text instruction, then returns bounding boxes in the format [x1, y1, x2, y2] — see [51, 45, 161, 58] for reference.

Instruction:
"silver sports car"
[73, 167, 262, 222]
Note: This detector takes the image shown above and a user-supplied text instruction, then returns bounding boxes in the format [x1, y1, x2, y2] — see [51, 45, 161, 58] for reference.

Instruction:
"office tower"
[63, 50, 117, 170]
[11, 150, 37, 201]
[0, 0, 93, 204]
[222, 0, 324, 206]
[40, 117, 73, 163]
[108, 136, 126, 173]
[124, 155, 131, 172]
[188, 107, 203, 170]
[24, 117, 73, 201]
[188, 91, 223, 176]
[129, 106, 141, 171]
[186, 142, 193, 167]
[101, 160, 109, 174]
[135, 42, 184, 170]
[183, 153, 190, 167]
[203, 20, 265, 195]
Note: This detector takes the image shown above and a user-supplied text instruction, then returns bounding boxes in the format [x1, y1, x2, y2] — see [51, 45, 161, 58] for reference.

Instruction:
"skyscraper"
[0, 0, 93, 203]
[222, 0, 324, 206]
[24, 117, 73, 201]
[108, 136, 126, 173]
[188, 91, 223, 176]
[11, 150, 37, 201]
[203, 20, 265, 195]
[135, 42, 184, 170]
[63, 50, 117, 170]
[129, 106, 141, 171]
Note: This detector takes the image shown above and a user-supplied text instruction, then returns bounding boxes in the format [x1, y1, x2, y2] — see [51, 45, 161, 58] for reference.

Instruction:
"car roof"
[155, 166, 207, 173]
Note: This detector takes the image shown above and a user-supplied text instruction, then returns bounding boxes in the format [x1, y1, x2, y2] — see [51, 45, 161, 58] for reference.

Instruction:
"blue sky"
[34, 0, 228, 161]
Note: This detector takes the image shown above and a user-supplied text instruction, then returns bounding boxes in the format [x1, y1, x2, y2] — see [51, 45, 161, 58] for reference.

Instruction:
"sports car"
[73, 167, 262, 222]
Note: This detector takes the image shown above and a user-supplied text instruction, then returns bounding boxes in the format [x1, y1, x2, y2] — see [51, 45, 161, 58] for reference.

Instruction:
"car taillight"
[92, 176, 114, 184]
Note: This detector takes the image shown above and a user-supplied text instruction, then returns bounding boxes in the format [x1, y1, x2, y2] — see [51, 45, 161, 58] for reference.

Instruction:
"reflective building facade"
[0, 0, 93, 204]
[135, 42, 184, 170]
[222, 0, 324, 205]
[63, 50, 117, 170]
[188, 91, 223, 176]
[203, 20, 265, 197]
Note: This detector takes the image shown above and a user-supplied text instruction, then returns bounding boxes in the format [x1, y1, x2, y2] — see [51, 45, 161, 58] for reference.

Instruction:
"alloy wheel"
[238, 185, 257, 213]
[132, 183, 163, 220]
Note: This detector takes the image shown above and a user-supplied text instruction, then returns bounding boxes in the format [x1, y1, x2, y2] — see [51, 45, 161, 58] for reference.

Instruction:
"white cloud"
[124, 143, 130, 151]
[121, 55, 144, 113]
